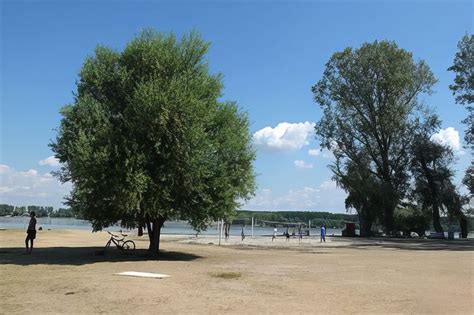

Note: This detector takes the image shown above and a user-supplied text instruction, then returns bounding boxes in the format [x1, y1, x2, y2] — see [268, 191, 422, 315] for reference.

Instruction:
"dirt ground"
[1, 229, 473, 314]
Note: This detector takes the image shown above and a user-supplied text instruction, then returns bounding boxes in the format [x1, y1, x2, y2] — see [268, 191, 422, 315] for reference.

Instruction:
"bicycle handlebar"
[107, 231, 128, 238]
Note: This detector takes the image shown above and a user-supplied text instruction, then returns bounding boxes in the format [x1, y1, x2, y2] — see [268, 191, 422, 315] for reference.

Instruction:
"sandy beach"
[1, 229, 473, 314]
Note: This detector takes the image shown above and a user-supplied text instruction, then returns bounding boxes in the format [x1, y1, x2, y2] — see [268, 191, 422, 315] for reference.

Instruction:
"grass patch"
[211, 272, 242, 279]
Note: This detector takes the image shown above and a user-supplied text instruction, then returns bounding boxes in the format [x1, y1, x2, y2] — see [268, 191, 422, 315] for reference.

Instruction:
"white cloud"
[244, 180, 347, 212]
[0, 186, 15, 193]
[319, 180, 336, 189]
[253, 121, 315, 151]
[294, 160, 313, 169]
[20, 169, 38, 177]
[0, 164, 11, 174]
[0, 165, 71, 208]
[308, 148, 334, 159]
[431, 127, 463, 153]
[308, 149, 321, 156]
[39, 156, 60, 167]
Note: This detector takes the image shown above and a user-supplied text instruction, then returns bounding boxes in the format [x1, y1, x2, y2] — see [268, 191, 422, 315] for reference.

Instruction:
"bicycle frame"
[103, 231, 136, 253]
[105, 232, 125, 249]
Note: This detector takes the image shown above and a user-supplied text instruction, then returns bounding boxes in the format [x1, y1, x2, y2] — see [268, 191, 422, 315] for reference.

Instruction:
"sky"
[1, 0, 472, 212]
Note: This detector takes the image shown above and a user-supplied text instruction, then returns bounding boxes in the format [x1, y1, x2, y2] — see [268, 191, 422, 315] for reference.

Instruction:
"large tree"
[409, 114, 470, 237]
[440, 181, 469, 238]
[410, 116, 454, 233]
[52, 30, 256, 255]
[332, 154, 383, 237]
[312, 41, 437, 234]
[448, 33, 473, 196]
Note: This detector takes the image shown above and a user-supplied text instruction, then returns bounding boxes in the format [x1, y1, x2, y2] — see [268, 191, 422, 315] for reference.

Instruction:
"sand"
[1, 229, 473, 314]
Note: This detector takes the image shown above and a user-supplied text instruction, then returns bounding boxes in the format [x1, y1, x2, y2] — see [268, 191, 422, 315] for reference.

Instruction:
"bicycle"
[104, 231, 136, 254]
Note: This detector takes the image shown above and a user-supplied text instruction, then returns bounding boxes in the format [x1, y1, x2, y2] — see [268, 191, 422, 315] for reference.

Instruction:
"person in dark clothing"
[25, 211, 37, 253]
[320, 224, 326, 243]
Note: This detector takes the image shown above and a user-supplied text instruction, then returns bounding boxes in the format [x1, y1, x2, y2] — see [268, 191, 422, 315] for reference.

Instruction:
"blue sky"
[1, 1, 472, 212]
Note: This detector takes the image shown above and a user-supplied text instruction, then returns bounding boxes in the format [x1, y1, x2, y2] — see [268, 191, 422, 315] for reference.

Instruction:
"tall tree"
[332, 154, 383, 236]
[448, 33, 473, 196]
[410, 116, 453, 233]
[410, 115, 470, 237]
[440, 182, 469, 238]
[312, 41, 437, 234]
[52, 30, 256, 255]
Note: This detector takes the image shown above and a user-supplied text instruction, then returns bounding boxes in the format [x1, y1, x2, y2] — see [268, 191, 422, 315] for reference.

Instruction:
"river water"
[0, 216, 343, 236]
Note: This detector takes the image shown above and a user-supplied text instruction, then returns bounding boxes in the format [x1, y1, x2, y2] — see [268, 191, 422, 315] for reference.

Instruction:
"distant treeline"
[234, 210, 473, 231]
[2, 204, 470, 232]
[0, 204, 79, 218]
[233, 210, 358, 228]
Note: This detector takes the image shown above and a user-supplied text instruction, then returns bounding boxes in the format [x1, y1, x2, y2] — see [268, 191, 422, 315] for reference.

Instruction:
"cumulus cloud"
[0, 165, 71, 208]
[294, 160, 313, 169]
[20, 169, 38, 177]
[308, 148, 334, 159]
[39, 156, 60, 167]
[253, 121, 315, 151]
[0, 164, 11, 174]
[431, 127, 462, 153]
[244, 180, 347, 212]
[308, 149, 320, 156]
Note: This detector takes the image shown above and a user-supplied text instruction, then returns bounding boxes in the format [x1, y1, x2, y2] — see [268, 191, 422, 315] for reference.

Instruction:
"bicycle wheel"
[121, 240, 135, 253]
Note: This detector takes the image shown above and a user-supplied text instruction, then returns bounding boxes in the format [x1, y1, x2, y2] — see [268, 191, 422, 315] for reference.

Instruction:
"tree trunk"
[358, 213, 373, 237]
[426, 170, 443, 233]
[384, 205, 395, 236]
[137, 213, 145, 237]
[382, 182, 396, 235]
[432, 203, 444, 233]
[459, 214, 468, 238]
[147, 217, 165, 256]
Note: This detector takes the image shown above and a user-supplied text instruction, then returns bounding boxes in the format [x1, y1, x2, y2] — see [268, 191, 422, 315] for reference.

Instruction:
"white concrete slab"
[115, 271, 170, 279]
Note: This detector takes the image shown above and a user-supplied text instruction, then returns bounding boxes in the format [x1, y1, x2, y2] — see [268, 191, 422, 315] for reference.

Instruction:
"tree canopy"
[448, 33, 473, 196]
[52, 30, 256, 254]
[410, 116, 455, 233]
[448, 34, 474, 108]
[312, 41, 437, 234]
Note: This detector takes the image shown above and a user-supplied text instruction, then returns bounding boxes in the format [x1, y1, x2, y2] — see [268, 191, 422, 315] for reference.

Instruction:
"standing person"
[298, 226, 303, 243]
[320, 224, 326, 243]
[25, 211, 37, 254]
[285, 227, 290, 242]
[272, 228, 277, 242]
[241, 226, 245, 241]
[224, 221, 230, 241]
[224, 225, 229, 241]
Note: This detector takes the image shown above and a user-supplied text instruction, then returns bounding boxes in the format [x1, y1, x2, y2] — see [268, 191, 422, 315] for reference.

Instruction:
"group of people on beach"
[247, 224, 327, 243]
[23, 211, 327, 253]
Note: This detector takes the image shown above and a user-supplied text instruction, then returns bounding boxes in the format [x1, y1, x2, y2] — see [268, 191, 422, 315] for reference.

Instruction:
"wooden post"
[218, 220, 221, 246]
[221, 219, 224, 243]
[308, 219, 311, 244]
[251, 216, 254, 238]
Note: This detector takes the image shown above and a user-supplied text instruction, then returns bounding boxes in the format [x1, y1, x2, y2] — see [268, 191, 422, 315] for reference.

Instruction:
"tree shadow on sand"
[327, 237, 474, 251]
[0, 247, 201, 266]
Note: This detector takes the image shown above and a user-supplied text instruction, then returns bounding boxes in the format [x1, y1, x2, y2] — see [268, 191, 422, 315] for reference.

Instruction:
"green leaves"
[448, 33, 474, 106]
[448, 34, 473, 197]
[52, 30, 256, 235]
[313, 40, 437, 233]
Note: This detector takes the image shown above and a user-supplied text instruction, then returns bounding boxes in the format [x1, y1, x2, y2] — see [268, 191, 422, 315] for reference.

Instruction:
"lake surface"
[2, 217, 471, 238]
[0, 216, 343, 236]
